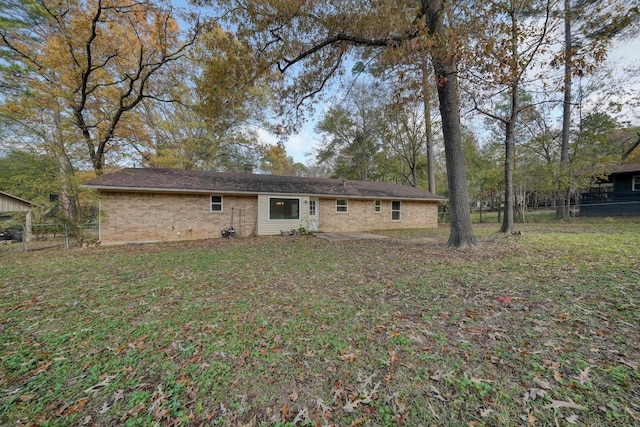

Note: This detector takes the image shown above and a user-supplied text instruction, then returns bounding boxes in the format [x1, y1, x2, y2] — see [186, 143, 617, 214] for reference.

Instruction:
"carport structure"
[0, 191, 39, 242]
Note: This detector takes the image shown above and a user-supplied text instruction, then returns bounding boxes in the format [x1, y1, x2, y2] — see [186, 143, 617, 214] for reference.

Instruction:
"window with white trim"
[309, 200, 317, 216]
[373, 200, 381, 213]
[269, 198, 300, 220]
[633, 175, 640, 191]
[391, 201, 401, 221]
[336, 199, 348, 213]
[211, 195, 223, 212]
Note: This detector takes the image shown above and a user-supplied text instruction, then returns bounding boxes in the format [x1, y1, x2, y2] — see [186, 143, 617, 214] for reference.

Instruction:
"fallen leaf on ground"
[343, 399, 361, 413]
[429, 385, 447, 402]
[338, 351, 357, 362]
[83, 374, 116, 394]
[544, 400, 585, 410]
[620, 359, 638, 369]
[471, 377, 495, 384]
[524, 388, 546, 401]
[553, 370, 563, 381]
[480, 408, 493, 417]
[533, 378, 553, 390]
[316, 398, 331, 415]
[565, 414, 579, 424]
[33, 361, 53, 374]
[625, 406, 639, 421]
[292, 407, 309, 424]
[576, 366, 591, 385]
[237, 414, 257, 427]
[280, 402, 291, 420]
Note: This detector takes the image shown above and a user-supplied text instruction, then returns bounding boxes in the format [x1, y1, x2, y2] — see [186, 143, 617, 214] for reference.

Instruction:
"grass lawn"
[1, 219, 639, 426]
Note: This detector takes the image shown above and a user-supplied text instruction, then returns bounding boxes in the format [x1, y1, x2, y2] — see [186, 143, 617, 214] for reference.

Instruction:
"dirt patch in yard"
[313, 232, 388, 241]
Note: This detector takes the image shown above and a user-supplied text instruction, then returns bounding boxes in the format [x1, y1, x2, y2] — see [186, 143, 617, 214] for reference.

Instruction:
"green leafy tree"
[382, 100, 430, 188]
[261, 144, 297, 175]
[0, 0, 201, 236]
[315, 84, 385, 181]
[353, 49, 441, 192]
[0, 150, 58, 204]
[469, 0, 552, 233]
[553, 0, 639, 218]
[464, 138, 503, 222]
[517, 102, 562, 209]
[0, 0, 201, 173]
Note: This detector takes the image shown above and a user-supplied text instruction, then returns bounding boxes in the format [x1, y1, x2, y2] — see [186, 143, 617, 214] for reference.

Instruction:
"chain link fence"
[0, 222, 98, 253]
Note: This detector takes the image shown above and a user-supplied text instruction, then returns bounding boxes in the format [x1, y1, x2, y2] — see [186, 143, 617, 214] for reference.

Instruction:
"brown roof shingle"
[605, 163, 640, 174]
[84, 168, 446, 201]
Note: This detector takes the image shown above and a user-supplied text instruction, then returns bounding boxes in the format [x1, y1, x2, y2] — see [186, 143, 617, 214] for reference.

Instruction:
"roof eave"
[82, 185, 447, 202]
[0, 191, 42, 208]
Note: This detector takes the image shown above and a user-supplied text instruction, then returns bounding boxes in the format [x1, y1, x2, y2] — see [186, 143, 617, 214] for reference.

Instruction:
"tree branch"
[278, 33, 411, 73]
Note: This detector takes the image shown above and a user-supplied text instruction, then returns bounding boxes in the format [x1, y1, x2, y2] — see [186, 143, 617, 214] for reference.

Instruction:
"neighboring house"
[83, 168, 446, 245]
[580, 163, 640, 217]
[0, 191, 40, 241]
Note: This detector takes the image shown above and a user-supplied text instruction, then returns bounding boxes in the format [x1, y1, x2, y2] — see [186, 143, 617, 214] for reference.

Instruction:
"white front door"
[308, 198, 319, 231]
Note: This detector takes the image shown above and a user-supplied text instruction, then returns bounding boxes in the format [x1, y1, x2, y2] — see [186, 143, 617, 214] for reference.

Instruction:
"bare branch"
[278, 33, 410, 73]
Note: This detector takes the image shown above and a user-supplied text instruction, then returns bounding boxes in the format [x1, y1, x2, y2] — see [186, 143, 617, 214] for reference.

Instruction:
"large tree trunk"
[433, 60, 477, 248]
[499, 2, 524, 234]
[499, 5, 520, 233]
[500, 118, 516, 233]
[421, 61, 436, 193]
[558, 0, 572, 219]
[52, 105, 81, 238]
[423, 0, 476, 248]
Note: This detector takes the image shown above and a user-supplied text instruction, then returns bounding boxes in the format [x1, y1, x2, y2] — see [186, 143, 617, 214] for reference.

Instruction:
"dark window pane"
[270, 198, 300, 219]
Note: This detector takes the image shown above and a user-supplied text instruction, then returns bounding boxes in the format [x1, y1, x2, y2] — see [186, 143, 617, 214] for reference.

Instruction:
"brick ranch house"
[83, 168, 446, 245]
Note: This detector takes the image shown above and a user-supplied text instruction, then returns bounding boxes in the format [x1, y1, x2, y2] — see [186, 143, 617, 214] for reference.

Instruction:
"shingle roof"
[605, 163, 640, 174]
[84, 168, 446, 201]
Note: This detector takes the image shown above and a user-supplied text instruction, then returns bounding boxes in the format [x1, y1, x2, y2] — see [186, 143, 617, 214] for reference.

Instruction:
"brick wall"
[99, 192, 257, 245]
[98, 191, 439, 245]
[317, 198, 439, 232]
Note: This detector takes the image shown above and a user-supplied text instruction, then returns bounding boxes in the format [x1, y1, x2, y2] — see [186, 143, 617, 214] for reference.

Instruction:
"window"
[391, 201, 401, 221]
[309, 200, 317, 216]
[633, 176, 640, 191]
[373, 200, 381, 213]
[270, 198, 300, 220]
[211, 195, 223, 212]
[336, 199, 348, 213]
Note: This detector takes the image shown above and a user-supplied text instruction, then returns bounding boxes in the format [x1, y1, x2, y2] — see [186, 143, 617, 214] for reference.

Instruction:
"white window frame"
[336, 199, 348, 213]
[269, 197, 301, 220]
[633, 175, 640, 191]
[373, 200, 381, 213]
[391, 200, 401, 221]
[211, 195, 223, 212]
[309, 199, 317, 216]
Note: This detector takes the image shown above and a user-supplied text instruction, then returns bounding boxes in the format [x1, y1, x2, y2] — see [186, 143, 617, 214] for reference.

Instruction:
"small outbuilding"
[84, 168, 446, 245]
[0, 191, 39, 242]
